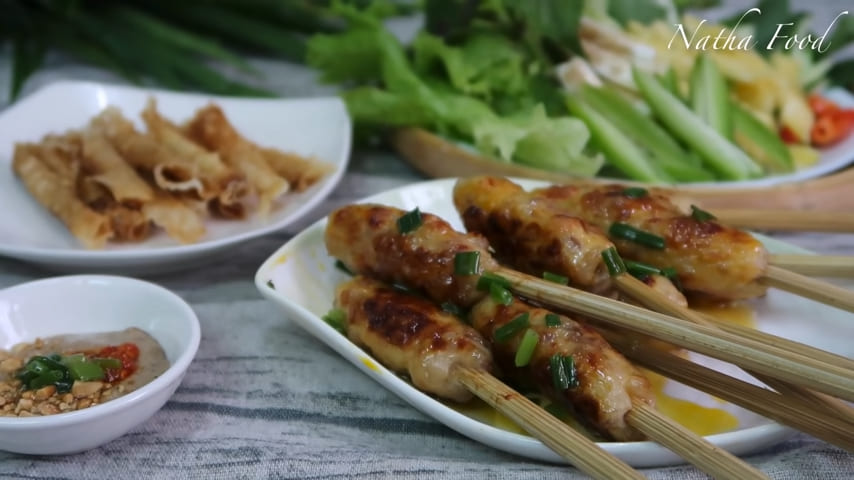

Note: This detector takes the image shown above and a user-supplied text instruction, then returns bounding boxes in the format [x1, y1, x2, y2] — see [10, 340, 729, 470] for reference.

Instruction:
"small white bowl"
[0, 275, 200, 454]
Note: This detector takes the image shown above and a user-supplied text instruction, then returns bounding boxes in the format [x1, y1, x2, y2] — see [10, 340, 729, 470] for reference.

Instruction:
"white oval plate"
[254, 178, 854, 468]
[0, 81, 351, 273]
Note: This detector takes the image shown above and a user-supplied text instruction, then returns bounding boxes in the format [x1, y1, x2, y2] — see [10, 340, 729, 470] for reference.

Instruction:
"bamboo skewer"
[601, 330, 854, 452]
[761, 265, 854, 314]
[712, 209, 854, 233]
[453, 366, 645, 480]
[614, 274, 854, 429]
[624, 404, 769, 480]
[770, 254, 854, 278]
[495, 267, 854, 402]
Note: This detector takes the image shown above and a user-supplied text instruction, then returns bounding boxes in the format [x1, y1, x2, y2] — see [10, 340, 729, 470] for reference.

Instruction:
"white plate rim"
[0, 81, 352, 266]
[250, 177, 852, 467]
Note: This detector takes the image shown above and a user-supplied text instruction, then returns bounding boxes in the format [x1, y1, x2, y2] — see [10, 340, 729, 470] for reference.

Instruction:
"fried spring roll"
[259, 147, 332, 192]
[142, 194, 206, 244]
[80, 132, 154, 207]
[335, 276, 494, 402]
[184, 104, 289, 214]
[12, 146, 112, 248]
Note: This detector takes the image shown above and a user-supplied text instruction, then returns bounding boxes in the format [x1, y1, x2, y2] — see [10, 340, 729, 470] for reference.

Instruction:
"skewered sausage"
[531, 181, 769, 300]
[453, 176, 687, 307]
[335, 276, 493, 402]
[470, 296, 654, 441]
[326, 203, 496, 308]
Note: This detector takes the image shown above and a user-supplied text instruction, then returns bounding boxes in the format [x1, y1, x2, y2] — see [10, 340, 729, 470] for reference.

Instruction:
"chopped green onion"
[454, 251, 481, 276]
[490, 283, 514, 306]
[690, 205, 717, 222]
[494, 312, 530, 342]
[266, 279, 275, 289]
[609, 223, 666, 249]
[549, 354, 579, 391]
[622, 187, 648, 198]
[543, 271, 569, 285]
[625, 260, 662, 279]
[334, 259, 354, 275]
[441, 302, 462, 316]
[322, 308, 347, 334]
[601, 247, 627, 276]
[397, 207, 423, 234]
[65, 360, 104, 382]
[545, 313, 562, 327]
[514, 329, 540, 367]
[476, 272, 511, 291]
[661, 267, 683, 291]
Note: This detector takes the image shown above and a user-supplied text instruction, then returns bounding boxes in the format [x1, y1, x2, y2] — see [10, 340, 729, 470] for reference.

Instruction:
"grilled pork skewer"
[453, 176, 687, 307]
[529, 181, 769, 301]
[335, 276, 494, 402]
[334, 275, 646, 480]
[326, 211, 768, 478]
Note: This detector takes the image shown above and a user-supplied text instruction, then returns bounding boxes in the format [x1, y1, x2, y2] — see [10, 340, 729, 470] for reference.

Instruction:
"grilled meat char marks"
[534, 183, 769, 301]
[471, 297, 653, 441]
[335, 277, 493, 403]
[327, 204, 496, 308]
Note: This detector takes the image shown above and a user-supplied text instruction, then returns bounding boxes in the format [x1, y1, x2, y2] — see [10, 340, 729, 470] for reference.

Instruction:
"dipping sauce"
[0, 328, 169, 417]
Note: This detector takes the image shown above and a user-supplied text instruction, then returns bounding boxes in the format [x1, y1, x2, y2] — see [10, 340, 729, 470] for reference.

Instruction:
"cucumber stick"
[580, 86, 713, 182]
[565, 95, 669, 183]
[731, 103, 793, 173]
[633, 68, 762, 180]
[690, 54, 732, 139]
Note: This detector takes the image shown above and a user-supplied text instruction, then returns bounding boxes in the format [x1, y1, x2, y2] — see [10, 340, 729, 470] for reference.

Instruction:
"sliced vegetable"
[565, 94, 668, 182]
[579, 86, 713, 182]
[322, 308, 347, 334]
[731, 103, 793, 172]
[633, 68, 762, 180]
[489, 282, 514, 306]
[549, 354, 579, 391]
[545, 313, 562, 327]
[476, 272, 511, 291]
[690, 54, 733, 140]
[624, 260, 661, 278]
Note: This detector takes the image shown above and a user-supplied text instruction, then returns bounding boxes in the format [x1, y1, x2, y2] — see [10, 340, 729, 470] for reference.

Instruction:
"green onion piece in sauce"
[397, 207, 423, 234]
[543, 271, 569, 285]
[609, 223, 666, 249]
[690, 205, 717, 222]
[489, 283, 514, 306]
[601, 247, 627, 276]
[454, 251, 481, 276]
[549, 354, 579, 391]
[334, 259, 354, 275]
[545, 313, 562, 327]
[622, 187, 648, 198]
[625, 260, 661, 279]
[494, 312, 530, 342]
[514, 329, 540, 367]
[322, 308, 347, 334]
[476, 272, 511, 291]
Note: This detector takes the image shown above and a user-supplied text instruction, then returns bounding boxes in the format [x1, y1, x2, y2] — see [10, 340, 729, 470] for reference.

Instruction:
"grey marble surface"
[2, 5, 854, 479]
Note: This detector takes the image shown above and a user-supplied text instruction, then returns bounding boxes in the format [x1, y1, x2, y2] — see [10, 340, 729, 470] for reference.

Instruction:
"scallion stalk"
[453, 251, 481, 275]
[494, 313, 530, 342]
[514, 329, 539, 367]
[609, 223, 666, 249]
[601, 247, 627, 276]
[397, 207, 423, 234]
[543, 271, 569, 285]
